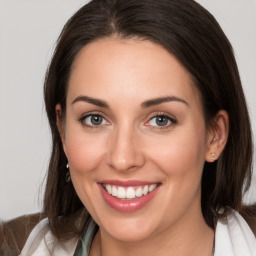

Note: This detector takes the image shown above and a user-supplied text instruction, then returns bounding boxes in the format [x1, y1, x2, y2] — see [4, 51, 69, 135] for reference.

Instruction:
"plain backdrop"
[0, 0, 255, 220]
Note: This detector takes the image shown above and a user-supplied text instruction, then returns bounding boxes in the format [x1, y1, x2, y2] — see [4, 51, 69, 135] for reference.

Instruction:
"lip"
[99, 179, 158, 187]
[98, 180, 161, 213]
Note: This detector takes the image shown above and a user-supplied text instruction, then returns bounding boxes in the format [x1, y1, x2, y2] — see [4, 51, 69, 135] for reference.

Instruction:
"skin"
[56, 37, 229, 256]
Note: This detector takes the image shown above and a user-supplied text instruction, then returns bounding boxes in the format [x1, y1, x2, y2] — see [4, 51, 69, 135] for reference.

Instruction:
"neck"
[90, 208, 214, 256]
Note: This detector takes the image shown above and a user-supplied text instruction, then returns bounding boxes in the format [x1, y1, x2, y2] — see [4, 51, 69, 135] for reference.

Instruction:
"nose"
[107, 126, 145, 172]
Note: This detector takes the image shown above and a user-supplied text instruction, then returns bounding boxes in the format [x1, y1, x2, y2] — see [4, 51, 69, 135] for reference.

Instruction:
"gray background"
[0, 0, 255, 220]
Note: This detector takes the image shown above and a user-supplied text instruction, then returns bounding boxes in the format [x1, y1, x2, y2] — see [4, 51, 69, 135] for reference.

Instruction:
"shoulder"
[0, 213, 44, 256]
[241, 204, 256, 236]
[19, 218, 79, 256]
[215, 208, 256, 255]
[0, 213, 79, 256]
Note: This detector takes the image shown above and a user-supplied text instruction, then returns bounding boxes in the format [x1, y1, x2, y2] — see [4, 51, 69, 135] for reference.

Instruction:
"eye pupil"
[156, 116, 168, 126]
[91, 115, 103, 125]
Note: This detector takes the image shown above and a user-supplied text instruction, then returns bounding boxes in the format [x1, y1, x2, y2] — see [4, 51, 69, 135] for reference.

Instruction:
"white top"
[19, 209, 256, 256]
[215, 209, 256, 256]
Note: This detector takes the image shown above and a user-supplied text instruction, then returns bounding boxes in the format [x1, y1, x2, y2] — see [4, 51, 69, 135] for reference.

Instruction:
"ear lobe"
[205, 110, 229, 162]
[55, 104, 66, 153]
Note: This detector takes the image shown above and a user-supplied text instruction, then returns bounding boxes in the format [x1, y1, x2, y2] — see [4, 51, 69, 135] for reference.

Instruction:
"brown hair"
[43, 0, 255, 239]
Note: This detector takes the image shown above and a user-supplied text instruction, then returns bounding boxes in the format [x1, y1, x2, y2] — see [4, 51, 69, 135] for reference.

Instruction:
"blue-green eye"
[81, 114, 109, 127]
[148, 115, 175, 127]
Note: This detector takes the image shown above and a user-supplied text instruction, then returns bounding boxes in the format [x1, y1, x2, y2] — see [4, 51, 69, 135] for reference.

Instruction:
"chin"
[98, 214, 160, 242]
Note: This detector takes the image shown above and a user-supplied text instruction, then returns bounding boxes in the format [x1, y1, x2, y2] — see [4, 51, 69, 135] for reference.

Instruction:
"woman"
[1, 0, 255, 255]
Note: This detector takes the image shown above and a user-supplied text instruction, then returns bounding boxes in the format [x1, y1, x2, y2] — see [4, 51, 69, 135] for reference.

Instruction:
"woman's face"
[58, 38, 215, 242]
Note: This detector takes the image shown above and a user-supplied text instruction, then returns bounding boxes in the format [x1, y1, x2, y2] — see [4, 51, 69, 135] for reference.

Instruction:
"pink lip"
[99, 179, 157, 186]
[98, 181, 161, 213]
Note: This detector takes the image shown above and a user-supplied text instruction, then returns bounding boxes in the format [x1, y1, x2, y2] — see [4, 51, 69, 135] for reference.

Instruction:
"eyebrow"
[72, 95, 189, 108]
[141, 96, 189, 108]
[72, 95, 109, 108]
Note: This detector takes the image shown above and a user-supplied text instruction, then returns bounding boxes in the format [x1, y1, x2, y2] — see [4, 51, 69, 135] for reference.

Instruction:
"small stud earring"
[65, 163, 71, 182]
[211, 153, 216, 161]
[213, 136, 219, 141]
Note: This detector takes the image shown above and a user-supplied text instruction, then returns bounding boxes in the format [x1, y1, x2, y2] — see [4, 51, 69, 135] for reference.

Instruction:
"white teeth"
[126, 187, 136, 199]
[149, 184, 157, 192]
[117, 187, 126, 199]
[143, 185, 149, 195]
[103, 184, 158, 199]
[106, 184, 112, 194]
[135, 187, 143, 197]
[112, 186, 118, 197]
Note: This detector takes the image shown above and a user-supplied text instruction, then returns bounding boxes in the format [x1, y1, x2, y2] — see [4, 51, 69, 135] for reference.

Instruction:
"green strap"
[74, 217, 98, 256]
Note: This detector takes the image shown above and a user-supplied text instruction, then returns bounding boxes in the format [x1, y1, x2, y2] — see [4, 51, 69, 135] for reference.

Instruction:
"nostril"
[107, 158, 138, 172]
[107, 132, 145, 171]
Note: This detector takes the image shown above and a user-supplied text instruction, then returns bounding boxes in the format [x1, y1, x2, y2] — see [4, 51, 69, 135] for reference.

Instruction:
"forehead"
[68, 37, 201, 108]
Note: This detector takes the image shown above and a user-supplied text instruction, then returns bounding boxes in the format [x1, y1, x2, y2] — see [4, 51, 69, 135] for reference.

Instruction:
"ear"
[55, 103, 67, 154]
[205, 110, 229, 162]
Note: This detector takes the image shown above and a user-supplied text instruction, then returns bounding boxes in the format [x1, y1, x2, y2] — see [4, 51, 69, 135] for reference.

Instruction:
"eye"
[80, 114, 109, 127]
[147, 115, 176, 127]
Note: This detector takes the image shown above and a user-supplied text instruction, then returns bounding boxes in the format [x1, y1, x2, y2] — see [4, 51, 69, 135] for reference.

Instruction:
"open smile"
[102, 183, 158, 199]
[98, 180, 161, 212]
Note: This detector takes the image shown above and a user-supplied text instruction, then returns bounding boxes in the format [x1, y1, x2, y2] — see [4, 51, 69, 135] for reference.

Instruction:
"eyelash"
[145, 113, 177, 129]
[79, 112, 177, 129]
[79, 112, 110, 128]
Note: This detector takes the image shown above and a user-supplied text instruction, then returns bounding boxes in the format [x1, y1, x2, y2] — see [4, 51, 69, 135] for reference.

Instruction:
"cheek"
[63, 125, 108, 212]
[146, 123, 207, 219]
[149, 123, 207, 178]
[64, 125, 107, 175]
